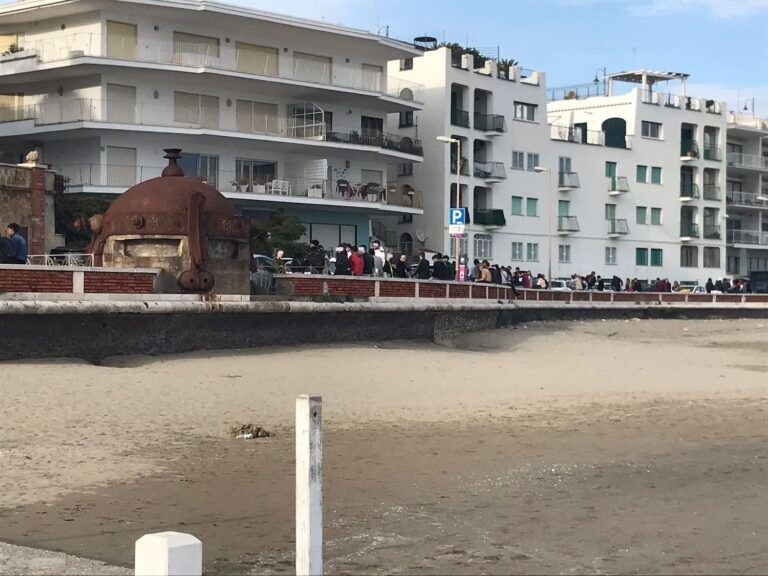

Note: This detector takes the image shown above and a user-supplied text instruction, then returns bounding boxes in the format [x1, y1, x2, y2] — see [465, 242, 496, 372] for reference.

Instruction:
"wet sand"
[1, 319, 767, 574]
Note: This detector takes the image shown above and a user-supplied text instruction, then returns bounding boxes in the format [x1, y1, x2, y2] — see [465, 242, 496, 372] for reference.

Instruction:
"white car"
[549, 279, 572, 291]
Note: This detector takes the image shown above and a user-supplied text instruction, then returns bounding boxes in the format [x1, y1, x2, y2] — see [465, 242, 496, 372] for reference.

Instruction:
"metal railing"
[26, 253, 94, 266]
[558, 172, 580, 189]
[726, 190, 768, 206]
[473, 209, 506, 227]
[5, 32, 425, 103]
[680, 182, 700, 200]
[547, 82, 607, 101]
[450, 108, 470, 128]
[680, 223, 700, 238]
[557, 215, 580, 233]
[703, 184, 721, 201]
[703, 146, 722, 161]
[681, 140, 699, 158]
[608, 176, 630, 194]
[474, 113, 506, 132]
[727, 230, 768, 245]
[473, 161, 506, 180]
[607, 218, 629, 236]
[703, 224, 721, 239]
[549, 125, 633, 149]
[727, 152, 768, 170]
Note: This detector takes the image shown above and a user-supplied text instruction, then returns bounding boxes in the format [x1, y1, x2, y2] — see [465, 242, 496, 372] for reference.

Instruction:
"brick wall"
[0, 266, 158, 294]
[0, 268, 73, 293]
[84, 272, 156, 294]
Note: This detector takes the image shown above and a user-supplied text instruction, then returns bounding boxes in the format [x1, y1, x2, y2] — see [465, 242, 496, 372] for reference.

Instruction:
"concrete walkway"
[0, 542, 129, 575]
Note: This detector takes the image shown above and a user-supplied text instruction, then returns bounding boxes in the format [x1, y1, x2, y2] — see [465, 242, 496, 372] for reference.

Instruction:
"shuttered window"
[235, 42, 278, 76]
[293, 52, 332, 84]
[236, 99, 278, 134]
[106, 21, 136, 59]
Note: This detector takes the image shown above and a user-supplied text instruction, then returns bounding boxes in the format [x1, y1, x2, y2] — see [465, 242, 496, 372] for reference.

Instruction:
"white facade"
[0, 0, 425, 249]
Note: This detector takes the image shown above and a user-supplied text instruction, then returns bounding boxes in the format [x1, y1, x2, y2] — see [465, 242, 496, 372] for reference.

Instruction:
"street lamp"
[533, 165, 553, 284]
[437, 135, 461, 280]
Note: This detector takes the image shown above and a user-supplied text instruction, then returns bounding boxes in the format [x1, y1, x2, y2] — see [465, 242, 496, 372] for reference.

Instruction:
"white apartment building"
[389, 52, 729, 285]
[724, 113, 768, 277]
[0, 0, 425, 251]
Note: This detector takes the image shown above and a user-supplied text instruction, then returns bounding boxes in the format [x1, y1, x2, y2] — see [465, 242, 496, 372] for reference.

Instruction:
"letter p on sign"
[449, 208, 466, 225]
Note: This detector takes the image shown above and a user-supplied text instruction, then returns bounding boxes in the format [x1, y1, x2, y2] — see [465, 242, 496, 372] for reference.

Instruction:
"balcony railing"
[703, 184, 721, 201]
[608, 176, 630, 195]
[727, 230, 768, 245]
[473, 161, 506, 180]
[681, 140, 699, 159]
[0, 98, 422, 156]
[549, 124, 633, 149]
[473, 209, 506, 227]
[474, 113, 506, 132]
[451, 108, 470, 128]
[4, 32, 425, 103]
[727, 152, 768, 171]
[703, 145, 722, 161]
[726, 190, 768, 206]
[558, 215, 580, 233]
[558, 171, 580, 190]
[680, 183, 700, 200]
[703, 224, 721, 239]
[450, 157, 470, 176]
[680, 223, 700, 238]
[607, 218, 629, 236]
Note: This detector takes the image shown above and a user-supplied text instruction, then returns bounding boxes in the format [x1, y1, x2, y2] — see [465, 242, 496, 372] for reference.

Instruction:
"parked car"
[549, 279, 571, 291]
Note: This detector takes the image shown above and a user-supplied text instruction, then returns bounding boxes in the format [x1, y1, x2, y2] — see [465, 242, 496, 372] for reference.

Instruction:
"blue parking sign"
[449, 208, 466, 225]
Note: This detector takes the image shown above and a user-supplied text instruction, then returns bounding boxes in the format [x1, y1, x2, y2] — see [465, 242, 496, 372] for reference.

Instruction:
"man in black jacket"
[359, 245, 374, 275]
[415, 252, 431, 279]
[432, 253, 447, 280]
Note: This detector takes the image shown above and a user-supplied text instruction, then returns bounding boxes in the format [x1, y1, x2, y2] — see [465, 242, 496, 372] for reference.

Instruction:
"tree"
[565, 90, 579, 100]
[54, 194, 114, 248]
[250, 210, 306, 259]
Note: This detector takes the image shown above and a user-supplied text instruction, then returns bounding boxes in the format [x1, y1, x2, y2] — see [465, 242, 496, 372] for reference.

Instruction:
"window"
[474, 233, 493, 259]
[512, 151, 525, 170]
[651, 166, 662, 184]
[398, 163, 413, 176]
[605, 246, 617, 265]
[636, 206, 648, 224]
[399, 110, 414, 127]
[178, 153, 218, 186]
[704, 247, 721, 268]
[558, 244, 571, 263]
[636, 248, 648, 266]
[234, 159, 277, 188]
[641, 121, 662, 139]
[449, 237, 468, 259]
[526, 242, 539, 261]
[511, 242, 524, 261]
[235, 42, 279, 75]
[727, 256, 740, 275]
[236, 99, 278, 133]
[361, 64, 383, 92]
[605, 203, 616, 221]
[360, 169, 383, 185]
[513, 101, 537, 121]
[106, 21, 137, 59]
[361, 115, 384, 138]
[651, 207, 662, 225]
[650, 248, 663, 266]
[636, 164, 648, 183]
[526, 153, 540, 171]
[605, 161, 617, 178]
[680, 246, 699, 268]
[174, 91, 219, 128]
[526, 197, 538, 216]
[400, 58, 414, 71]
[511, 196, 523, 215]
[293, 52, 332, 84]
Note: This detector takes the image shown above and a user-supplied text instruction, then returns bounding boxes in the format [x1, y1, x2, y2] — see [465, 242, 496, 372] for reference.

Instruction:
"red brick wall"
[419, 283, 447, 298]
[449, 284, 470, 298]
[84, 272, 155, 294]
[0, 268, 73, 293]
[0, 267, 156, 294]
[380, 282, 416, 298]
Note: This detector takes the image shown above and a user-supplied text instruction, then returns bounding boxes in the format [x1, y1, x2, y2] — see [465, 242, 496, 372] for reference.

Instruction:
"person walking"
[382, 253, 395, 277]
[394, 254, 409, 278]
[334, 246, 349, 275]
[5, 223, 27, 264]
[349, 246, 363, 276]
[705, 277, 714, 293]
[306, 239, 326, 274]
[370, 248, 383, 277]
[415, 252, 431, 280]
[432, 253, 447, 280]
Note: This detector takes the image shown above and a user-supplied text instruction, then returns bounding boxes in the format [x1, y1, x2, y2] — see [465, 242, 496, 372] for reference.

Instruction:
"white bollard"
[135, 531, 202, 576]
[296, 394, 323, 576]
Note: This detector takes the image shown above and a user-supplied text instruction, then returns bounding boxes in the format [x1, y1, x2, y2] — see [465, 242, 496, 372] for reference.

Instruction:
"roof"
[606, 70, 690, 85]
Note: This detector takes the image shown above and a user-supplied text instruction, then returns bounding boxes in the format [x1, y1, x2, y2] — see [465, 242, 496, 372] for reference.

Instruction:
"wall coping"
[0, 264, 162, 274]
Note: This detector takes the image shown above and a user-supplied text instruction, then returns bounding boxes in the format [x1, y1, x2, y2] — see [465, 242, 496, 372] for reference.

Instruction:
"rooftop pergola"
[605, 70, 689, 96]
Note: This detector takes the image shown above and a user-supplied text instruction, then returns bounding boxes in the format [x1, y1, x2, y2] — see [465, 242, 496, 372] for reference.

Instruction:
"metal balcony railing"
[727, 230, 768, 245]
[703, 184, 721, 201]
[608, 176, 630, 194]
[703, 146, 722, 161]
[607, 218, 629, 236]
[557, 216, 580, 233]
[558, 172, 580, 189]
[473, 161, 507, 180]
[549, 125, 633, 149]
[474, 113, 506, 132]
[26, 254, 94, 266]
[450, 108, 470, 128]
[727, 152, 768, 170]
[680, 223, 700, 238]
[473, 209, 506, 227]
[681, 139, 699, 158]
[680, 183, 700, 200]
[726, 190, 768, 206]
[703, 224, 721, 239]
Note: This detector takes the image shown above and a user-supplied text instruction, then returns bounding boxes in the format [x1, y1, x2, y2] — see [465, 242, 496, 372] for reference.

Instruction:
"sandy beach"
[1, 318, 767, 574]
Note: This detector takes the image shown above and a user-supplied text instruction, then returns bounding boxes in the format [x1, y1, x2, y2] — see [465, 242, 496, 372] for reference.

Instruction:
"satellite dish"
[415, 228, 428, 243]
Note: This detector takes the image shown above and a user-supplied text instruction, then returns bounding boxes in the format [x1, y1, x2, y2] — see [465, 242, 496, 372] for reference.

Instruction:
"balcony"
[726, 190, 768, 207]
[680, 223, 700, 240]
[727, 152, 768, 171]
[450, 157, 470, 176]
[608, 176, 630, 195]
[473, 161, 506, 182]
[679, 183, 700, 202]
[558, 171, 580, 191]
[607, 218, 629, 238]
[474, 113, 506, 133]
[703, 146, 722, 161]
[3, 32, 425, 105]
[727, 230, 768, 246]
[557, 215, 580, 234]
[703, 184, 721, 201]
[549, 124, 633, 149]
[680, 140, 699, 160]
[473, 209, 506, 227]
[703, 224, 721, 239]
[0, 98, 423, 158]
[451, 108, 470, 128]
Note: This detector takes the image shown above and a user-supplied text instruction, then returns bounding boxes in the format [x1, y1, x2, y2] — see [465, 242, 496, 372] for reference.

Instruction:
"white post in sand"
[135, 531, 202, 576]
[296, 394, 323, 576]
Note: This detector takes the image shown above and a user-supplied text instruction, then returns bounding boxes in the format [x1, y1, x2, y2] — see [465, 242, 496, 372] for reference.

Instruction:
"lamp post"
[534, 165, 553, 284]
[437, 135, 461, 280]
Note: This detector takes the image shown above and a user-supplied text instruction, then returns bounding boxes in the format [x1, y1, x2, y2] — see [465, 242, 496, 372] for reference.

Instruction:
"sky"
[234, 0, 768, 115]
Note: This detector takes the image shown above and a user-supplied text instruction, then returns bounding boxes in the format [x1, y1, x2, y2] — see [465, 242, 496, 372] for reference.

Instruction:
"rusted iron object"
[85, 149, 250, 294]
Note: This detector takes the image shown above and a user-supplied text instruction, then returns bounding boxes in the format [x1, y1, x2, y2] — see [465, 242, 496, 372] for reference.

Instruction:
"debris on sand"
[230, 424, 273, 439]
